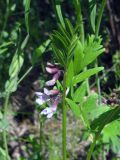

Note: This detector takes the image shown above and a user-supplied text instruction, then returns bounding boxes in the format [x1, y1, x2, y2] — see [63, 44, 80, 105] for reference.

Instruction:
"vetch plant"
[35, 62, 62, 118]
[50, 20, 104, 159]
[50, 2, 105, 160]
[40, 0, 120, 160]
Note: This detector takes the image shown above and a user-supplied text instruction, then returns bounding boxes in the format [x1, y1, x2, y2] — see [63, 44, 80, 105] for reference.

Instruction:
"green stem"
[17, 66, 33, 85]
[95, 0, 107, 38]
[87, 134, 98, 160]
[95, 0, 107, 104]
[3, 94, 10, 160]
[39, 115, 42, 158]
[62, 71, 67, 160]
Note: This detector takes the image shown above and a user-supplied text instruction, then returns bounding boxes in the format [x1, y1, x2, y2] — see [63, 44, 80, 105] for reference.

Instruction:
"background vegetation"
[0, 0, 120, 159]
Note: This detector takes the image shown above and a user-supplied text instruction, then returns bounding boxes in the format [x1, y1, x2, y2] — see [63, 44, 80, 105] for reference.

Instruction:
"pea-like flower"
[35, 88, 59, 105]
[45, 62, 61, 86]
[40, 96, 61, 118]
[35, 62, 62, 118]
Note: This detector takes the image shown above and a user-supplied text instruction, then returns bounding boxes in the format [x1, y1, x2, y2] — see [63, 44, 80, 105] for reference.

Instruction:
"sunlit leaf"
[32, 39, 50, 65]
[89, 0, 96, 32]
[79, 35, 105, 70]
[73, 40, 84, 74]
[66, 60, 74, 87]
[73, 67, 104, 85]
[66, 98, 81, 118]
[73, 81, 87, 103]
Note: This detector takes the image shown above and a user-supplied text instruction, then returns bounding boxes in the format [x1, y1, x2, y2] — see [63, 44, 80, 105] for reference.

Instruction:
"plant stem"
[39, 115, 42, 158]
[95, 0, 107, 38]
[3, 93, 10, 160]
[87, 134, 98, 160]
[17, 66, 33, 85]
[62, 71, 67, 160]
[95, 0, 107, 104]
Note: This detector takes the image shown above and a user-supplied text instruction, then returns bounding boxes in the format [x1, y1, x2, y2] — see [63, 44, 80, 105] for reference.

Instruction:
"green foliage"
[102, 120, 120, 153]
[51, 19, 78, 67]
[73, 40, 84, 74]
[73, 67, 104, 85]
[79, 35, 105, 71]
[53, 0, 65, 28]
[66, 60, 74, 87]
[67, 91, 120, 155]
[73, 81, 87, 103]
[0, 148, 8, 160]
[32, 39, 51, 66]
[0, 0, 118, 159]
[23, 0, 31, 33]
[5, 49, 24, 93]
[89, 0, 96, 32]
[66, 98, 81, 118]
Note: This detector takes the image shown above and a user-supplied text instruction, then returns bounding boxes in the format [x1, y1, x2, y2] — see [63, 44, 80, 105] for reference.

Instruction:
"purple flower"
[40, 96, 61, 118]
[35, 62, 62, 118]
[35, 92, 50, 105]
[35, 88, 61, 118]
[45, 71, 61, 86]
[46, 66, 59, 74]
[45, 63, 61, 86]
[44, 88, 59, 96]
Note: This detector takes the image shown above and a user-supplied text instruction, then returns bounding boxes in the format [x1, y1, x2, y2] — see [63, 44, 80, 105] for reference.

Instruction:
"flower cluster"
[35, 62, 62, 118]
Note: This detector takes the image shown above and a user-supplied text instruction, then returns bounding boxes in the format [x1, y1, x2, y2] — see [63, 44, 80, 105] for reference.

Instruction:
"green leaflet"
[52, 44, 66, 66]
[90, 107, 120, 132]
[9, 52, 24, 78]
[0, 48, 8, 55]
[66, 98, 81, 118]
[65, 19, 74, 36]
[32, 39, 51, 65]
[21, 34, 29, 50]
[5, 76, 18, 93]
[73, 81, 87, 103]
[73, 40, 84, 74]
[55, 2, 65, 28]
[89, 0, 96, 32]
[0, 148, 8, 160]
[0, 42, 13, 55]
[73, 67, 104, 85]
[68, 35, 78, 58]
[66, 60, 74, 87]
[66, 98, 90, 128]
[0, 117, 9, 131]
[23, 0, 31, 33]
